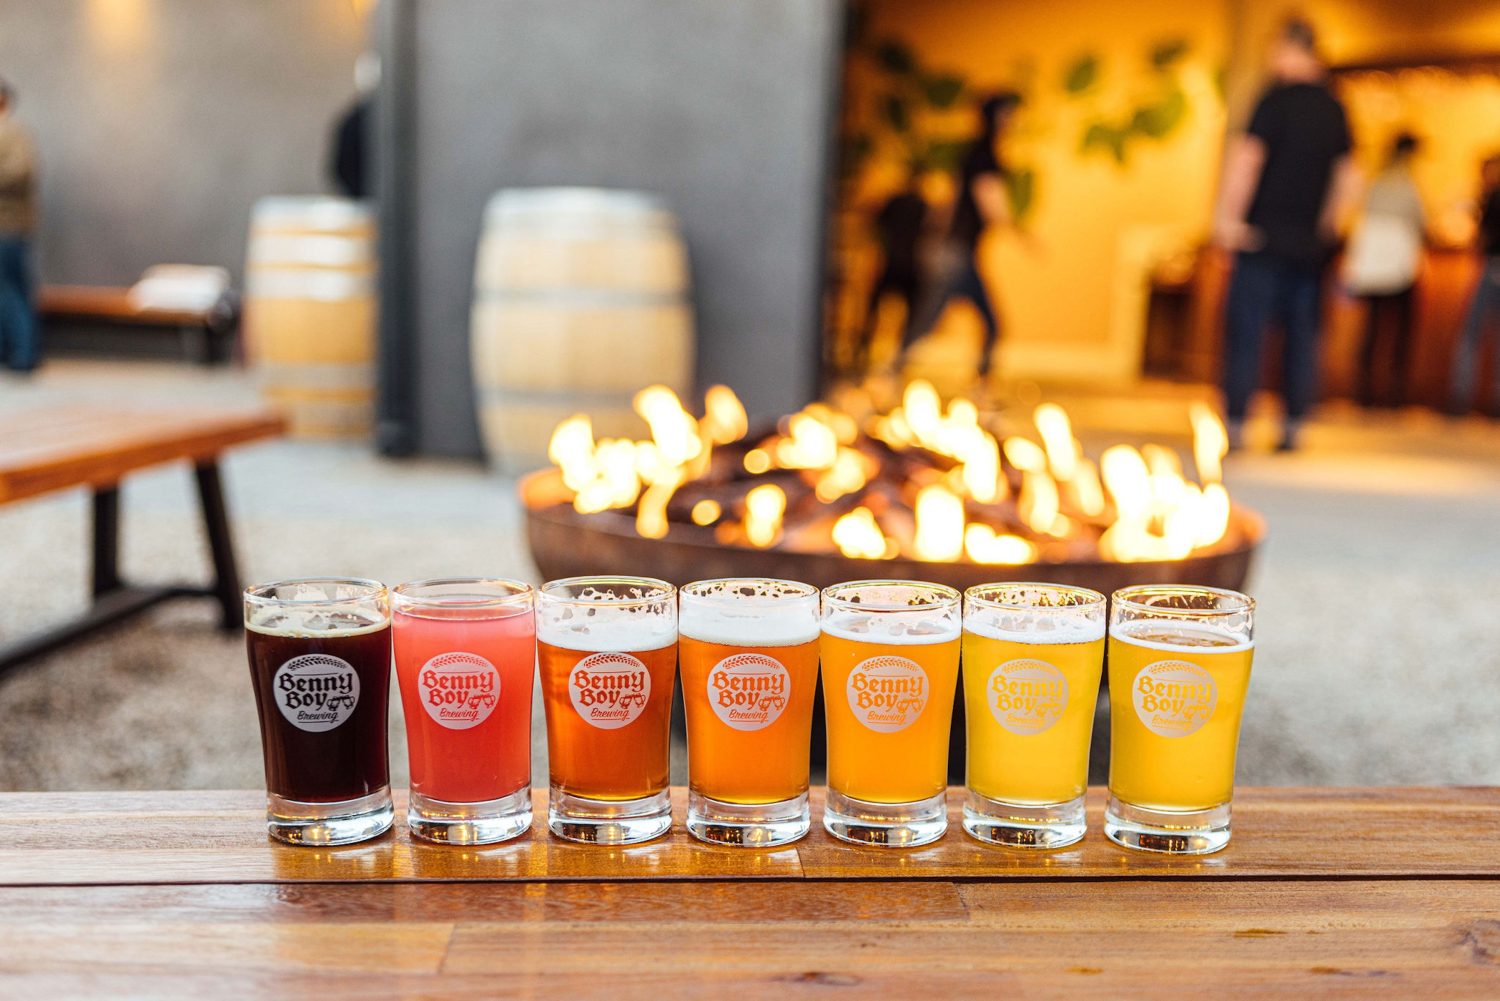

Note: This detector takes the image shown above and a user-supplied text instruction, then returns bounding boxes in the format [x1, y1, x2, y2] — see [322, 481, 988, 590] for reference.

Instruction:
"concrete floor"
[2, 359, 1498, 792]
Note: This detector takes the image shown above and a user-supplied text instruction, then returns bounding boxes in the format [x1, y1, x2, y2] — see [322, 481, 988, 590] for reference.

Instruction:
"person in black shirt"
[853, 183, 927, 372]
[901, 92, 1019, 380]
[1448, 155, 1500, 417]
[329, 97, 371, 199]
[1214, 18, 1358, 451]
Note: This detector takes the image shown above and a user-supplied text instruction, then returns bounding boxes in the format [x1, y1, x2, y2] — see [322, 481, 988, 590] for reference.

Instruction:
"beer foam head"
[821, 581, 961, 645]
[244, 578, 388, 636]
[245, 605, 388, 637]
[1109, 620, 1253, 653]
[963, 584, 1105, 645]
[537, 579, 676, 653]
[679, 579, 819, 647]
[964, 615, 1105, 645]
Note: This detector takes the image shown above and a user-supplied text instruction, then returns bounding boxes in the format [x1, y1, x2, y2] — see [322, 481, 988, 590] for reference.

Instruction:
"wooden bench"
[38, 284, 238, 365]
[0, 407, 284, 674]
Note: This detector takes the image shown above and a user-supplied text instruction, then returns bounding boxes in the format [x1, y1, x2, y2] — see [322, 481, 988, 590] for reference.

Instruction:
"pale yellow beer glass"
[1106, 584, 1255, 854]
[962, 583, 1105, 848]
[821, 580, 961, 847]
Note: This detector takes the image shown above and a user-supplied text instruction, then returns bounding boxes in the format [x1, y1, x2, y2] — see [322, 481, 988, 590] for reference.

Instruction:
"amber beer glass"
[820, 580, 961, 846]
[245, 578, 393, 846]
[962, 583, 1105, 848]
[679, 578, 820, 847]
[536, 576, 677, 843]
[1107, 585, 1255, 854]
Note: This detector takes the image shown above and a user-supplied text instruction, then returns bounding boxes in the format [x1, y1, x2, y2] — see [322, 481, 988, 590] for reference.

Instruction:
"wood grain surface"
[0, 407, 284, 503]
[2, 786, 1498, 886]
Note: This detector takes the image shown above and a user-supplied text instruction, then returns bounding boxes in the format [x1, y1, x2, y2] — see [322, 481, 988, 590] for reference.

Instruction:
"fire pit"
[522, 381, 1263, 593]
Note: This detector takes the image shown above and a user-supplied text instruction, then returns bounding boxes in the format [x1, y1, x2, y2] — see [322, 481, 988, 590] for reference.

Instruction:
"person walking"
[0, 76, 39, 374]
[900, 91, 1019, 382]
[852, 182, 926, 374]
[1343, 132, 1425, 409]
[1213, 19, 1358, 451]
[1448, 155, 1500, 418]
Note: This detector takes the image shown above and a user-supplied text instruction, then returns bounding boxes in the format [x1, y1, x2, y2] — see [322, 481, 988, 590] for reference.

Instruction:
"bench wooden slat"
[37, 285, 217, 327]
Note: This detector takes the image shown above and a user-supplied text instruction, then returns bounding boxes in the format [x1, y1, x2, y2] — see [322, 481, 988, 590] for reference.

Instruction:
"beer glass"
[245, 578, 393, 846]
[679, 578, 819, 847]
[1106, 584, 1255, 854]
[961, 583, 1105, 848]
[536, 576, 677, 844]
[820, 580, 961, 846]
[392, 578, 535, 845]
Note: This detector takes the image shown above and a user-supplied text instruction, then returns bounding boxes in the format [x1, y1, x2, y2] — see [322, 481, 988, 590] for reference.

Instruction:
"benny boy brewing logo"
[707, 653, 790, 731]
[419, 652, 500, 730]
[987, 659, 1068, 735]
[1132, 660, 1217, 737]
[274, 653, 360, 732]
[569, 651, 651, 730]
[847, 655, 928, 733]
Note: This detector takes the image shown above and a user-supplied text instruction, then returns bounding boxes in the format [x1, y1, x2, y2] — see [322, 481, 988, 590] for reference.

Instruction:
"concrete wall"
[0, 0, 366, 285]
[400, 0, 842, 456]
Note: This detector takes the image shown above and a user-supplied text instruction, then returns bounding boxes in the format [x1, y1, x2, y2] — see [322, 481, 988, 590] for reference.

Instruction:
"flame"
[1191, 402, 1229, 484]
[544, 383, 1239, 565]
[914, 484, 965, 562]
[833, 506, 892, 559]
[965, 524, 1038, 564]
[744, 483, 786, 548]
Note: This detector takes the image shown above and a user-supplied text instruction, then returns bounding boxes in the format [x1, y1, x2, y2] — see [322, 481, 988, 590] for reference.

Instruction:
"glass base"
[962, 789, 1086, 849]
[266, 788, 393, 846]
[408, 787, 532, 845]
[548, 786, 672, 845]
[686, 789, 809, 848]
[822, 787, 948, 848]
[1104, 795, 1231, 855]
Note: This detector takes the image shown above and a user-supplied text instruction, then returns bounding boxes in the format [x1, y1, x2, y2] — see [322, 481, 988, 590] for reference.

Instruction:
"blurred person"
[1343, 132, 1425, 409]
[0, 75, 38, 373]
[1213, 19, 1358, 451]
[853, 180, 927, 373]
[900, 91, 1020, 382]
[327, 53, 379, 199]
[1447, 154, 1500, 418]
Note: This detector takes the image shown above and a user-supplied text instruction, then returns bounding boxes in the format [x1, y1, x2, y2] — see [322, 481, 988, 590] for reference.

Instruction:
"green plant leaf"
[1004, 168, 1036, 223]
[1063, 53, 1099, 95]
[874, 40, 916, 75]
[881, 93, 909, 133]
[1150, 38, 1189, 69]
[923, 73, 965, 109]
[1081, 121, 1128, 165]
[923, 138, 968, 173]
[1130, 87, 1187, 138]
[844, 132, 874, 174]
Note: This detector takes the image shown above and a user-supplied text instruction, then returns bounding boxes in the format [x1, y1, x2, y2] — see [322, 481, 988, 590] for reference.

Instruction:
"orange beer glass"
[820, 580, 961, 846]
[679, 578, 820, 847]
[536, 576, 677, 844]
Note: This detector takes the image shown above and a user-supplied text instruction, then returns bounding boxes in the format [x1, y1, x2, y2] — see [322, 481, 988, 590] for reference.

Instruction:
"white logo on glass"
[418, 651, 501, 730]
[987, 658, 1068, 735]
[569, 651, 651, 730]
[274, 653, 360, 732]
[1132, 660, 1217, 737]
[846, 655, 928, 733]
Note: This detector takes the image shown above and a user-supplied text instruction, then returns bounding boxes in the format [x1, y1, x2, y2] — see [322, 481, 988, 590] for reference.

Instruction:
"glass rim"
[538, 574, 675, 607]
[821, 579, 961, 613]
[680, 577, 819, 602]
[1111, 583, 1255, 616]
[964, 581, 1106, 613]
[244, 576, 387, 607]
[391, 576, 533, 610]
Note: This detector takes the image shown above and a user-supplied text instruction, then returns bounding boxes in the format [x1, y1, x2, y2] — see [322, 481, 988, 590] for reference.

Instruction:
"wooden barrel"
[244, 197, 377, 439]
[471, 188, 694, 472]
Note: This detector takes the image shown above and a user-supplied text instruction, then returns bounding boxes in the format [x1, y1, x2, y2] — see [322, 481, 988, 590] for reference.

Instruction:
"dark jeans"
[0, 235, 38, 372]
[1357, 286, 1415, 408]
[903, 244, 999, 376]
[1449, 259, 1500, 413]
[1222, 251, 1322, 422]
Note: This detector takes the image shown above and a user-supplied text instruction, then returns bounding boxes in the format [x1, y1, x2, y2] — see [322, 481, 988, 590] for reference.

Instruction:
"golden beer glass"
[679, 578, 820, 847]
[536, 576, 677, 844]
[962, 583, 1105, 848]
[821, 580, 961, 847]
[1106, 584, 1255, 854]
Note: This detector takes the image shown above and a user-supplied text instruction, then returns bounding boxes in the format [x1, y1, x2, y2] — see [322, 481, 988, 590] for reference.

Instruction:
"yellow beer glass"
[821, 580, 961, 847]
[962, 583, 1105, 848]
[1106, 584, 1255, 854]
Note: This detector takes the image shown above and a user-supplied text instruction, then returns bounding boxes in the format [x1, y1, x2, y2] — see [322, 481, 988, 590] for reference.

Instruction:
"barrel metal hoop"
[247, 270, 376, 301]
[256, 362, 375, 390]
[472, 287, 684, 307]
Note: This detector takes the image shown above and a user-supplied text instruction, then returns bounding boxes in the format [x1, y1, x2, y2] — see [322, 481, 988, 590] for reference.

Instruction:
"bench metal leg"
[92, 486, 121, 597]
[194, 460, 242, 631]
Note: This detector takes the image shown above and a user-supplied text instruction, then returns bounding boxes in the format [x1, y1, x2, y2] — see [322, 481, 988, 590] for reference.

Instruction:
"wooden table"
[0, 407, 284, 673]
[1, 787, 1496, 997]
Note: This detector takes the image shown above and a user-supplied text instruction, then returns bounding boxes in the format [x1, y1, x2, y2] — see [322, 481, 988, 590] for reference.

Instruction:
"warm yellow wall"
[843, 0, 1230, 384]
